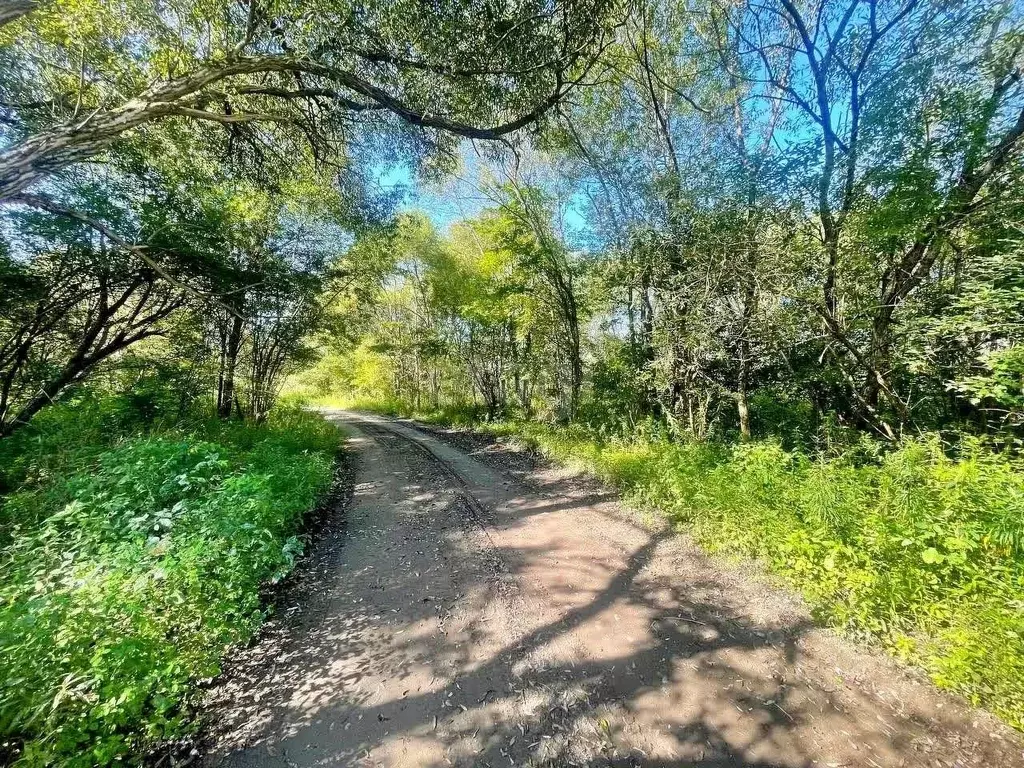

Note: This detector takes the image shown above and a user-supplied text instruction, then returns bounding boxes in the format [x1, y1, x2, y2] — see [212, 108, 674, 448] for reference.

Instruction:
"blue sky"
[374, 159, 591, 248]
[374, 163, 488, 231]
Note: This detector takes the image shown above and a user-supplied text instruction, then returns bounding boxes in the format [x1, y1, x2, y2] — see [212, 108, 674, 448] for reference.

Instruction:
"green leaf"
[921, 547, 944, 565]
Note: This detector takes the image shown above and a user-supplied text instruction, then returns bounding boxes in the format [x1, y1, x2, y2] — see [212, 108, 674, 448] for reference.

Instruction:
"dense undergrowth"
[339, 396, 1024, 731]
[0, 395, 338, 766]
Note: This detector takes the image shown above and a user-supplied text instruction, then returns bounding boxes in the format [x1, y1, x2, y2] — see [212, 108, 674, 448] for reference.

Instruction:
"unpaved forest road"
[201, 410, 1024, 768]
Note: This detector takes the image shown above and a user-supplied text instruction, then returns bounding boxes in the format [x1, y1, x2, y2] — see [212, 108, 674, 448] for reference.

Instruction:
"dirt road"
[201, 411, 1024, 768]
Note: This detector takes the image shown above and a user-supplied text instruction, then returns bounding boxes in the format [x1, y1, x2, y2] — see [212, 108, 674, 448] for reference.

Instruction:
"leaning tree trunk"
[0, 57, 312, 202]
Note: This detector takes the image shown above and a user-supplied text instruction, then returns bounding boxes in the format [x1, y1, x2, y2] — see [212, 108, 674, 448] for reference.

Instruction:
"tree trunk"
[566, 312, 583, 420]
[737, 340, 751, 440]
[217, 312, 244, 419]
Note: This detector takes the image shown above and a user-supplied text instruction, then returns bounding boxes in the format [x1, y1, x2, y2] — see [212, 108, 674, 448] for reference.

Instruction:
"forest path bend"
[201, 410, 1024, 768]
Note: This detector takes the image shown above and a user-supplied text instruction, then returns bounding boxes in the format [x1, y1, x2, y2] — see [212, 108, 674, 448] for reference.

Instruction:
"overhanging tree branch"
[8, 192, 242, 317]
[0, 39, 597, 201]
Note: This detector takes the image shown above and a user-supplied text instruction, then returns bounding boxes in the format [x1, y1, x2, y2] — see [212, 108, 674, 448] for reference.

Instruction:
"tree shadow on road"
[201, 424, 1002, 768]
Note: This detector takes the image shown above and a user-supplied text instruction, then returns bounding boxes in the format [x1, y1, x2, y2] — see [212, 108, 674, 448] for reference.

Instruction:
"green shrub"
[0, 407, 337, 765]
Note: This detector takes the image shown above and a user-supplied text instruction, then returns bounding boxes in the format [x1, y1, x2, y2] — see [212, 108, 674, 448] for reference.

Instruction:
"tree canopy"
[0, 0, 618, 199]
[0, 0, 622, 432]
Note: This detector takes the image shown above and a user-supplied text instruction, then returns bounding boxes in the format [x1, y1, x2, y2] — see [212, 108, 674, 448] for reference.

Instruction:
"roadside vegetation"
[0, 396, 336, 765]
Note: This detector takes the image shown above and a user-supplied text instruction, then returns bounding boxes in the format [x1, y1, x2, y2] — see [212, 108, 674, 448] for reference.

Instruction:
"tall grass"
[351, 400, 1024, 730]
[0, 400, 338, 766]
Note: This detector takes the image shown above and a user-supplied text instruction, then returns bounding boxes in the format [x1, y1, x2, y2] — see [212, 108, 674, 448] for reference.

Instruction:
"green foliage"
[305, 209, 584, 421]
[578, 339, 659, 437]
[0, 0, 614, 201]
[0, 392, 187, 510]
[0, 403, 337, 766]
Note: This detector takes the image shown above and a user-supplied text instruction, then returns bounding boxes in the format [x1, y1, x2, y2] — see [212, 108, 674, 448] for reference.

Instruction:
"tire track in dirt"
[200, 410, 1024, 768]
